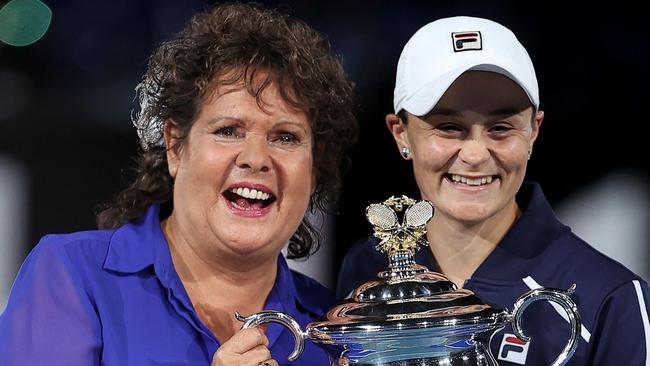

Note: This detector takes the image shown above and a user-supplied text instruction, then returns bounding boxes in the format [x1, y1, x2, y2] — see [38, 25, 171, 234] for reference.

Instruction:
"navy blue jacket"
[336, 182, 649, 365]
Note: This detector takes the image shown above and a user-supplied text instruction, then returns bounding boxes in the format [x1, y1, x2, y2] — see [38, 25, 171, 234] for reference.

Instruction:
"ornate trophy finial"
[365, 195, 433, 256]
[365, 196, 434, 279]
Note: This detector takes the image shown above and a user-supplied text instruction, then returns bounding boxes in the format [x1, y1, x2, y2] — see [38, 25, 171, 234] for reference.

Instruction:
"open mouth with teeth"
[223, 187, 277, 211]
[445, 174, 497, 187]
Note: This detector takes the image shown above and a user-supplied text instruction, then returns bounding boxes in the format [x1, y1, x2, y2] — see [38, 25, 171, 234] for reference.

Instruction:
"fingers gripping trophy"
[237, 197, 581, 366]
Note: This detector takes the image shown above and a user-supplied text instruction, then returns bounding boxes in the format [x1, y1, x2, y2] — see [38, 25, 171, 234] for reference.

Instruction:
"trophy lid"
[308, 196, 508, 343]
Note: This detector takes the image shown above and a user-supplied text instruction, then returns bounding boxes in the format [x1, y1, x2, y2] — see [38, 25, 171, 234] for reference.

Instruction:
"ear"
[529, 110, 544, 152]
[163, 119, 183, 178]
[385, 113, 410, 157]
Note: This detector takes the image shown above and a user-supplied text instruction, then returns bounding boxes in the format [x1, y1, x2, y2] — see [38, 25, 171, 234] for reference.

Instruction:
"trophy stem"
[378, 250, 428, 279]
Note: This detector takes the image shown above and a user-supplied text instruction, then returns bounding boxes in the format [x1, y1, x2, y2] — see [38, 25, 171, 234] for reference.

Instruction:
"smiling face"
[164, 77, 313, 261]
[388, 71, 543, 225]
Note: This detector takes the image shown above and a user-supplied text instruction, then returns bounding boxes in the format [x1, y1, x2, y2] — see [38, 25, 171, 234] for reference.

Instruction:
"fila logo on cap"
[497, 333, 530, 365]
[452, 31, 482, 52]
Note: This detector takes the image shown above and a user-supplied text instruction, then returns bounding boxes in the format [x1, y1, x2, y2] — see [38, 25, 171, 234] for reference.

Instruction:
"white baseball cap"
[394, 16, 539, 115]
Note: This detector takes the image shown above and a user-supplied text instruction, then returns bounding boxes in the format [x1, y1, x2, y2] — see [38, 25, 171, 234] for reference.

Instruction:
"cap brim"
[398, 61, 538, 116]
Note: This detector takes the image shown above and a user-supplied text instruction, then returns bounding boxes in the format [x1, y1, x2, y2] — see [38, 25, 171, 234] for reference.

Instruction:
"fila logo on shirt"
[498, 333, 530, 365]
[451, 31, 482, 52]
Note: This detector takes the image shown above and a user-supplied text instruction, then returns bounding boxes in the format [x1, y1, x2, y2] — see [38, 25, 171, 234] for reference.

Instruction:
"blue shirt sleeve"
[0, 236, 102, 365]
[589, 279, 650, 364]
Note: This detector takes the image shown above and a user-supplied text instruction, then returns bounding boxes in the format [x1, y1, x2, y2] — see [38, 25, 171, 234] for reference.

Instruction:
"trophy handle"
[235, 310, 307, 361]
[510, 284, 581, 366]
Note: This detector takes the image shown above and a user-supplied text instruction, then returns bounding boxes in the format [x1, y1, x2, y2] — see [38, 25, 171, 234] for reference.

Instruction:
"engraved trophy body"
[237, 197, 581, 365]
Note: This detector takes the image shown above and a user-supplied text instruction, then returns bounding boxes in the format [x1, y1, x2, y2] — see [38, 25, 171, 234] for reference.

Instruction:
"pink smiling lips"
[223, 183, 277, 217]
[444, 173, 499, 190]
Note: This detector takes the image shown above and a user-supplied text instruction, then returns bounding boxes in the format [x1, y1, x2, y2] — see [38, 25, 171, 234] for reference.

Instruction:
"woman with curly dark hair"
[0, 3, 357, 366]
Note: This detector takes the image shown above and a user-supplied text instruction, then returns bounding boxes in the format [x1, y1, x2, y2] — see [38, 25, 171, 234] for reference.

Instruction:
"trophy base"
[337, 346, 497, 366]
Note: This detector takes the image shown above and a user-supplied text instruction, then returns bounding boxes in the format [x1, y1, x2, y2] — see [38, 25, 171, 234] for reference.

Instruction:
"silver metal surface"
[236, 310, 306, 361]
[510, 284, 581, 366]
[366, 203, 398, 230]
[404, 200, 434, 228]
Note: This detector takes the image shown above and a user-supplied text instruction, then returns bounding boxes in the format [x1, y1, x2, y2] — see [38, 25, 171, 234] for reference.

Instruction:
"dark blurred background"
[1, 0, 648, 301]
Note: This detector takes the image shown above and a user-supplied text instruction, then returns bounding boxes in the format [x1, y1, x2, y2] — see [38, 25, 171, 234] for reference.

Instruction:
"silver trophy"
[237, 196, 581, 365]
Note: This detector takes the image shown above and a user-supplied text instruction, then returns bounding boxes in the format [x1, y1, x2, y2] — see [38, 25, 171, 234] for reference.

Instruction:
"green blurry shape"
[0, 0, 52, 46]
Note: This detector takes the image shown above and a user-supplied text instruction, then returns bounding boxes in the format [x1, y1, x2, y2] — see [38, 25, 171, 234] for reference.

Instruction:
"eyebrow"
[488, 107, 529, 118]
[205, 116, 309, 133]
[428, 107, 527, 118]
[205, 116, 245, 127]
[427, 108, 463, 117]
[273, 120, 310, 134]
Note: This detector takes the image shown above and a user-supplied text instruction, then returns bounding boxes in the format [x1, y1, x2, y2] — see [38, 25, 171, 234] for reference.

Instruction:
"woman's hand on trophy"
[211, 327, 277, 366]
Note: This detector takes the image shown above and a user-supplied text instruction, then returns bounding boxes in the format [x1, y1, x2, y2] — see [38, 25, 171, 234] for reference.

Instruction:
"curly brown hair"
[96, 2, 358, 259]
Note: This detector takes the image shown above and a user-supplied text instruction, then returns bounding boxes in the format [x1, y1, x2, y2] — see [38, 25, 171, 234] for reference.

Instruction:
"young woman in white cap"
[337, 16, 649, 365]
